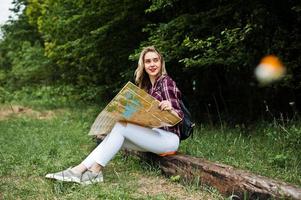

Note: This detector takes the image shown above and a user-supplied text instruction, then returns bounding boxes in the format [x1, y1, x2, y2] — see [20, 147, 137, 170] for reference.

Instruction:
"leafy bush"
[0, 87, 10, 103]
[5, 85, 74, 108]
[1, 84, 106, 108]
[8, 41, 53, 86]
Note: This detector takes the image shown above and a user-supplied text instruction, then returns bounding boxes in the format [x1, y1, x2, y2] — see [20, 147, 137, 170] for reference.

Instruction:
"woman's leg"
[73, 138, 146, 174]
[81, 122, 179, 170]
[46, 122, 179, 184]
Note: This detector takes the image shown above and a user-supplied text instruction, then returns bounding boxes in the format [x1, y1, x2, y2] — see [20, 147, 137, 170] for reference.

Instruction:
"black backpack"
[179, 99, 195, 140]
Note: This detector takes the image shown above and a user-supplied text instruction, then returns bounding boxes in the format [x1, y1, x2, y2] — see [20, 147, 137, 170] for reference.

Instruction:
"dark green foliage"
[0, 0, 49, 86]
[0, 84, 107, 109]
[1, 0, 149, 100]
[30, 0, 149, 96]
[0, 0, 300, 122]
[139, 0, 301, 123]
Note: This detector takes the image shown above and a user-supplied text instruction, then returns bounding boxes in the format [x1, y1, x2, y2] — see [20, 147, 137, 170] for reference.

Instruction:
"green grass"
[0, 105, 222, 200]
[180, 124, 301, 186]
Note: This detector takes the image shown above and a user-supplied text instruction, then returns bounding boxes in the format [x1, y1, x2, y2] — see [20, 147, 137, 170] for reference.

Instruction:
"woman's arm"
[160, 77, 184, 119]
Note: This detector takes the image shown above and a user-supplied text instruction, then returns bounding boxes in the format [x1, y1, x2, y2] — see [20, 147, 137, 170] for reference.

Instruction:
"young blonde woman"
[46, 46, 184, 185]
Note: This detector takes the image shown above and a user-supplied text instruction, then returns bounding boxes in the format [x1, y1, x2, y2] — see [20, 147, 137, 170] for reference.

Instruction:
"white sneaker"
[80, 170, 103, 185]
[45, 167, 81, 183]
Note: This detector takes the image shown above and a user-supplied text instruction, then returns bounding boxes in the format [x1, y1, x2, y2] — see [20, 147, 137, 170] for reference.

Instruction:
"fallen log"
[130, 151, 301, 200]
[96, 137, 301, 199]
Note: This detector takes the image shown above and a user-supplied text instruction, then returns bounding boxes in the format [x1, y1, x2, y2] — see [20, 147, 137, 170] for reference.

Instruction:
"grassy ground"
[180, 124, 301, 186]
[0, 104, 222, 200]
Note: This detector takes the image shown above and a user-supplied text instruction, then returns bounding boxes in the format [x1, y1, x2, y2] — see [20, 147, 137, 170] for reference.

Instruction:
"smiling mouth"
[149, 68, 157, 72]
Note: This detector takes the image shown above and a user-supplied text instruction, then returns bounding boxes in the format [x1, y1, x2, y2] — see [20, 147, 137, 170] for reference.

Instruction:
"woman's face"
[144, 51, 162, 79]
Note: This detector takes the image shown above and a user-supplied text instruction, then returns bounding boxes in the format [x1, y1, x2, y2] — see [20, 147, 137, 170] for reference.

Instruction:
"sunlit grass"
[0, 105, 222, 199]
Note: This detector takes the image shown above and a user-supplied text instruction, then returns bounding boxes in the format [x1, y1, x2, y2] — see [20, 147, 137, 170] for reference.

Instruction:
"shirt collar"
[149, 74, 166, 92]
[154, 74, 166, 84]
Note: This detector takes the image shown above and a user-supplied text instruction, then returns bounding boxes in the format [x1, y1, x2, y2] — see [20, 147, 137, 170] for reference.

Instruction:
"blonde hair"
[134, 46, 167, 90]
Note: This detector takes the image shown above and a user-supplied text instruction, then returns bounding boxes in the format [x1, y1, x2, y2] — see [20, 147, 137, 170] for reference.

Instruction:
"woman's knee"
[111, 122, 127, 133]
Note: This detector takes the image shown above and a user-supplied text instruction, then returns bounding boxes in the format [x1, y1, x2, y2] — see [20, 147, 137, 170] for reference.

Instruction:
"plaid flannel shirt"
[148, 75, 184, 136]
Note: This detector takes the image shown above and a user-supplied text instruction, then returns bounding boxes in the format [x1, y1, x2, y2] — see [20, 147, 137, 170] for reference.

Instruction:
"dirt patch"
[0, 105, 55, 121]
[135, 174, 218, 200]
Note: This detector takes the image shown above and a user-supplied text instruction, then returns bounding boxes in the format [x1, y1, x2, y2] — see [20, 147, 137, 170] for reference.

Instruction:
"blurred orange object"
[255, 55, 286, 84]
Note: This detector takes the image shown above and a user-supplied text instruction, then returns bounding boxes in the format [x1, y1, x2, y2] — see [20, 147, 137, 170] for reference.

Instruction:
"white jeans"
[82, 122, 180, 167]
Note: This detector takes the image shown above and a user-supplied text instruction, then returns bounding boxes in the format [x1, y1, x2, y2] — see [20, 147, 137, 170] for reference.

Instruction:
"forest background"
[0, 0, 300, 124]
[1, 0, 300, 127]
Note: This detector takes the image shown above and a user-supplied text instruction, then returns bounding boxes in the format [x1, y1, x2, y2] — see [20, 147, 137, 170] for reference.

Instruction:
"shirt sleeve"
[161, 77, 184, 119]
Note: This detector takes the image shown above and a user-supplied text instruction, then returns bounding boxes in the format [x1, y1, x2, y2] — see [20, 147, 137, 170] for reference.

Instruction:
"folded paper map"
[88, 82, 182, 136]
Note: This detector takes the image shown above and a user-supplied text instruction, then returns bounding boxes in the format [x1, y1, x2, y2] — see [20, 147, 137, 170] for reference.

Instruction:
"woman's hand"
[159, 100, 172, 111]
[159, 100, 180, 118]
